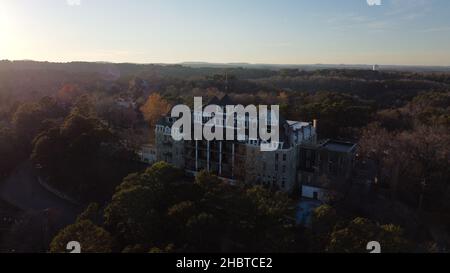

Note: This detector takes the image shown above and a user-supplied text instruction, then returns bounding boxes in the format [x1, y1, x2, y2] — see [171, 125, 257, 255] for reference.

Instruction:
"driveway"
[296, 199, 322, 227]
[0, 161, 81, 227]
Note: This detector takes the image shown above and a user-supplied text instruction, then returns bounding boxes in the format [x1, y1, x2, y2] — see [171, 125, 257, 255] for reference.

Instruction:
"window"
[281, 180, 286, 188]
[283, 154, 287, 161]
[275, 164, 278, 171]
[282, 165, 286, 173]
[275, 153, 279, 161]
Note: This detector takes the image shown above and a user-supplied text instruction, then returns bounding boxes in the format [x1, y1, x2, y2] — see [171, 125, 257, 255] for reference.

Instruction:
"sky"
[1, 0, 450, 66]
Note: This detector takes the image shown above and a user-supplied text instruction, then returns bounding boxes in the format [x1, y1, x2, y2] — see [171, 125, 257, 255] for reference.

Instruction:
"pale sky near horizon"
[1, 0, 450, 66]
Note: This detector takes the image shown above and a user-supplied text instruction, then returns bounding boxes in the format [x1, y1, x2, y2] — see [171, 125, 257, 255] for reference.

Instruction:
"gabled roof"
[207, 96, 221, 105]
[218, 94, 234, 106]
[206, 94, 235, 107]
[156, 117, 171, 127]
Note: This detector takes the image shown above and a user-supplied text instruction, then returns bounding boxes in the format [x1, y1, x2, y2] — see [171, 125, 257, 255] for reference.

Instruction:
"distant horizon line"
[1, 59, 450, 68]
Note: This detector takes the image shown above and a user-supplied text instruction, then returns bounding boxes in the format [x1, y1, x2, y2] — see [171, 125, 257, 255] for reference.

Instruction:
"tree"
[358, 123, 397, 188]
[375, 109, 413, 132]
[104, 185, 166, 246]
[195, 170, 223, 191]
[359, 123, 450, 210]
[70, 94, 96, 117]
[308, 205, 341, 251]
[103, 166, 299, 252]
[188, 173, 296, 252]
[328, 217, 377, 253]
[327, 217, 411, 253]
[394, 127, 450, 210]
[410, 91, 450, 128]
[76, 203, 102, 224]
[312, 205, 339, 235]
[96, 96, 138, 130]
[243, 186, 296, 252]
[53, 163, 302, 253]
[115, 161, 185, 201]
[104, 162, 185, 247]
[140, 93, 171, 128]
[56, 84, 83, 106]
[288, 91, 374, 139]
[12, 104, 45, 147]
[0, 128, 20, 177]
[50, 220, 115, 253]
[378, 224, 412, 252]
[12, 97, 65, 151]
[31, 112, 139, 202]
[3, 211, 51, 253]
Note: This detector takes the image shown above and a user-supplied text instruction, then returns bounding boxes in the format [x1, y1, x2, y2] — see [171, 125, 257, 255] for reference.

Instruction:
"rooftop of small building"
[322, 140, 357, 153]
[140, 143, 155, 149]
[286, 120, 311, 129]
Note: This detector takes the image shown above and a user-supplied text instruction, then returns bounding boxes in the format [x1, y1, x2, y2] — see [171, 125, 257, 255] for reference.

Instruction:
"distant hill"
[180, 61, 450, 73]
[0, 60, 276, 80]
[2, 60, 450, 74]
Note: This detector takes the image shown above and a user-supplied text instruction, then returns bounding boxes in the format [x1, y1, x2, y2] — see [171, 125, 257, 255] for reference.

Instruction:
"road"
[0, 161, 82, 228]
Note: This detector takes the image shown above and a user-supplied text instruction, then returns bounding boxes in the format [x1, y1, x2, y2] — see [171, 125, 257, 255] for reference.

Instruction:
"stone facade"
[154, 95, 356, 200]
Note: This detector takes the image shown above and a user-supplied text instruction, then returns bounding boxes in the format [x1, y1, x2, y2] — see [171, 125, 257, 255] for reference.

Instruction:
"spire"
[225, 72, 228, 92]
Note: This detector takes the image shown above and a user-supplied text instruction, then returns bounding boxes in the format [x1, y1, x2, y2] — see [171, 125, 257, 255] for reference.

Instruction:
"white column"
[231, 143, 235, 179]
[219, 142, 222, 175]
[207, 141, 210, 172]
[195, 141, 198, 171]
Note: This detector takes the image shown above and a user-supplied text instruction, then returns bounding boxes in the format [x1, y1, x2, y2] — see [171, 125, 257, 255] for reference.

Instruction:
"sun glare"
[0, 5, 16, 59]
[0, 5, 11, 30]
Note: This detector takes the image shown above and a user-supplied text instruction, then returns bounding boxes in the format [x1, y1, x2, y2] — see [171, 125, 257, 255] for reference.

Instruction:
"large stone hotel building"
[154, 95, 356, 201]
